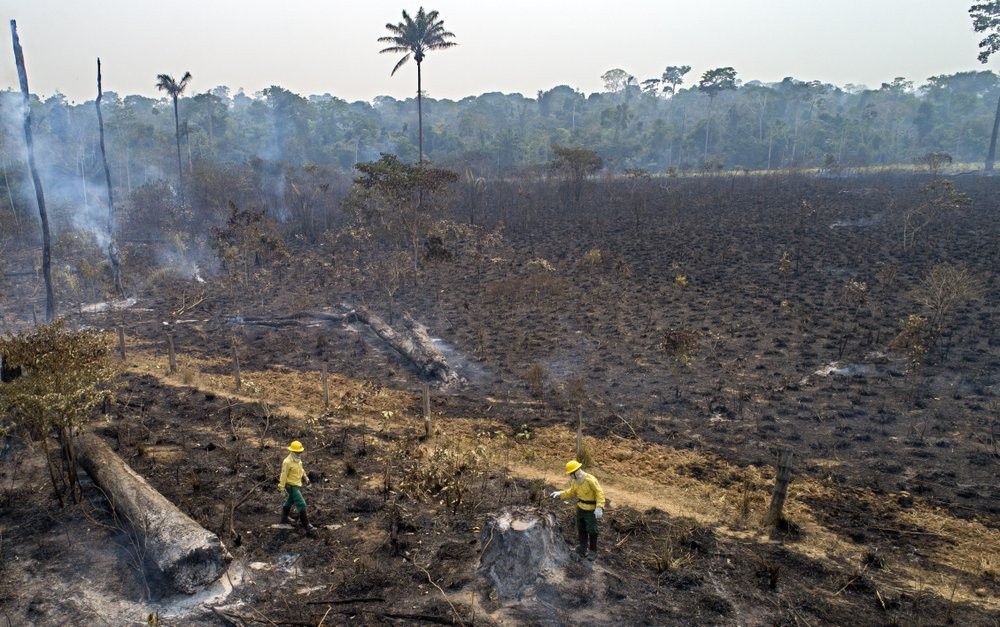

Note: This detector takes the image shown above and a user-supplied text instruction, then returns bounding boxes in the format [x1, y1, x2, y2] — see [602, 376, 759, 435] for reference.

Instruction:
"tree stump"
[478, 507, 571, 601]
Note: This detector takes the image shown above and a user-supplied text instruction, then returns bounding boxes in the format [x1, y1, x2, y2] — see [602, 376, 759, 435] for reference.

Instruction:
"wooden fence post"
[322, 362, 329, 408]
[765, 449, 794, 527]
[167, 332, 176, 374]
[231, 341, 241, 390]
[422, 384, 431, 439]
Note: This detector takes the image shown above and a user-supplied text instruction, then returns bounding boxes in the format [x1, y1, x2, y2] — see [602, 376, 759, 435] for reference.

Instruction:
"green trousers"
[284, 485, 307, 511]
[576, 507, 598, 536]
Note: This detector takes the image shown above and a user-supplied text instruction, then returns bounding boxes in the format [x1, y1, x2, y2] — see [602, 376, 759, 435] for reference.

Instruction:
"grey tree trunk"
[172, 94, 184, 199]
[986, 93, 999, 173]
[10, 20, 55, 322]
[96, 58, 124, 297]
[77, 433, 231, 594]
[417, 61, 424, 163]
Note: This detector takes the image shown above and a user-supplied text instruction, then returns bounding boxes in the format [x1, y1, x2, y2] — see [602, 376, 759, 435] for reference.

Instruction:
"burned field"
[1, 174, 998, 625]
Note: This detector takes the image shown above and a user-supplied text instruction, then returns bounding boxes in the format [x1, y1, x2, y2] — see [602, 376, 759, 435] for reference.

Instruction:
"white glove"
[594, 507, 603, 519]
[550, 491, 561, 499]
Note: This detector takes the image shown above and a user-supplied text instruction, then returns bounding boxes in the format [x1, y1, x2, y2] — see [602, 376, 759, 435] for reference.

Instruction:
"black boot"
[280, 505, 291, 525]
[299, 509, 317, 536]
[587, 534, 598, 561]
[576, 525, 588, 557]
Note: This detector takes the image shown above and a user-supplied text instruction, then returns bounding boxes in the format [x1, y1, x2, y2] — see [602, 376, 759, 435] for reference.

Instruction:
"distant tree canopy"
[698, 67, 739, 100]
[2, 68, 1000, 220]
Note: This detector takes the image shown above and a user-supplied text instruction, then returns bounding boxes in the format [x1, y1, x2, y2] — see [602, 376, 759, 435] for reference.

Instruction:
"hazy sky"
[1, 0, 991, 104]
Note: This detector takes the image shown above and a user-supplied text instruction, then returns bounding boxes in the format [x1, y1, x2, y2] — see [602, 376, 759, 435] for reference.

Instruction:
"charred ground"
[1, 173, 998, 625]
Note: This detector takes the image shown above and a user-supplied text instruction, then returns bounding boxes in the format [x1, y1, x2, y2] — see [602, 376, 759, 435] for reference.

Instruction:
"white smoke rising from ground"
[156, 239, 217, 283]
[3, 90, 226, 289]
[1, 91, 115, 249]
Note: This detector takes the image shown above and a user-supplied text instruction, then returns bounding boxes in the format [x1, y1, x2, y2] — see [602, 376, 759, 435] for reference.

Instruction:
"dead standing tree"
[96, 58, 124, 297]
[10, 20, 55, 322]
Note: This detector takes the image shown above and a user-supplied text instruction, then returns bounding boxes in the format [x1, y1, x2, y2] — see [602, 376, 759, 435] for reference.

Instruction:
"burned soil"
[1, 174, 998, 625]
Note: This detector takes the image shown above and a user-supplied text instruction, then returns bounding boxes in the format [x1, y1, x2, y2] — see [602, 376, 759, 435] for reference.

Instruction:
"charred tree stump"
[117, 326, 127, 360]
[76, 433, 231, 593]
[479, 507, 570, 601]
[765, 449, 794, 528]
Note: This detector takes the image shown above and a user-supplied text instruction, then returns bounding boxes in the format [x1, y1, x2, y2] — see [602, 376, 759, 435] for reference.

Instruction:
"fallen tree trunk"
[76, 433, 231, 594]
[350, 307, 460, 385]
[232, 308, 462, 385]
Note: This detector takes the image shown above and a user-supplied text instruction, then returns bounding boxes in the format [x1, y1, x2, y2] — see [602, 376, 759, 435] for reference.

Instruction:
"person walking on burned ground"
[551, 460, 605, 561]
[278, 440, 316, 536]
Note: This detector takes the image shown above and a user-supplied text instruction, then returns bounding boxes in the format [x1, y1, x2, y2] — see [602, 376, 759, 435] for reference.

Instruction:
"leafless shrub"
[875, 262, 898, 292]
[645, 520, 701, 572]
[522, 363, 546, 397]
[778, 251, 792, 274]
[579, 248, 604, 267]
[398, 436, 491, 515]
[657, 329, 701, 367]
[909, 263, 982, 334]
[889, 314, 931, 372]
[842, 279, 869, 313]
[902, 178, 969, 250]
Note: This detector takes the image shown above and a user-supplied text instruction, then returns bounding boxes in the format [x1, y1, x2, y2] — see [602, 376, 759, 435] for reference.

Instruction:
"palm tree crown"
[155, 71, 193, 100]
[379, 7, 456, 162]
[378, 7, 456, 75]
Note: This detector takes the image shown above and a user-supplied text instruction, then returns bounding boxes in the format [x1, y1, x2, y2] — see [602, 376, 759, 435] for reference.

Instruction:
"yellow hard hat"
[565, 460, 582, 474]
[288, 440, 304, 453]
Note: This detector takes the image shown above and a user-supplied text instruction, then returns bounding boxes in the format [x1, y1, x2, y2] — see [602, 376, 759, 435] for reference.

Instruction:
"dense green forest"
[0, 69, 997, 234]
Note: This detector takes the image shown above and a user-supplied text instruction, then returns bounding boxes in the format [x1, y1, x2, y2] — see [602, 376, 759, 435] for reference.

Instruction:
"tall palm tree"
[379, 7, 456, 163]
[155, 71, 192, 194]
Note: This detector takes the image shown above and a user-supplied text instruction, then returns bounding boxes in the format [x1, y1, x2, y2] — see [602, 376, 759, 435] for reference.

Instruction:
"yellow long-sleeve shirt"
[279, 453, 305, 489]
[558, 472, 605, 511]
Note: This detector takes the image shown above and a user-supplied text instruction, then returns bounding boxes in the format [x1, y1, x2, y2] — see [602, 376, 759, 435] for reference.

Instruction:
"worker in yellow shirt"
[551, 460, 605, 560]
[278, 440, 316, 535]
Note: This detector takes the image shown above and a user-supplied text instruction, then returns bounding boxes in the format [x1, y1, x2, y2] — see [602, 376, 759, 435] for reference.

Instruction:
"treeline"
[0, 70, 997, 205]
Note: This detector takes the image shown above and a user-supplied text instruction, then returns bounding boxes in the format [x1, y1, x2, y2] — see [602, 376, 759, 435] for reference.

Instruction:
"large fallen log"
[350, 307, 461, 386]
[231, 308, 462, 386]
[76, 433, 231, 594]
